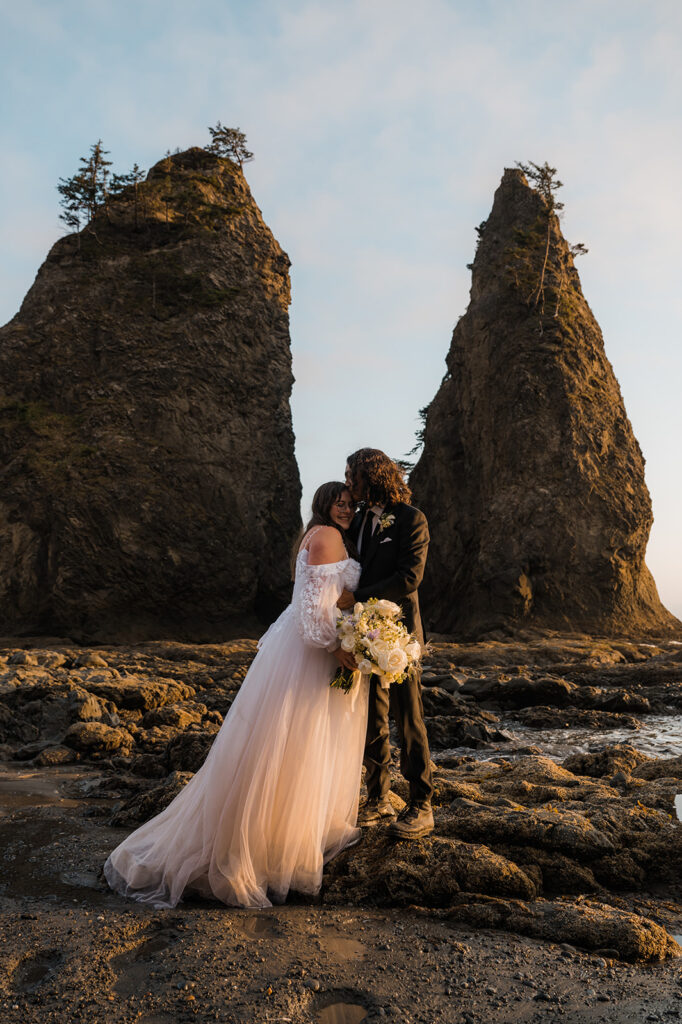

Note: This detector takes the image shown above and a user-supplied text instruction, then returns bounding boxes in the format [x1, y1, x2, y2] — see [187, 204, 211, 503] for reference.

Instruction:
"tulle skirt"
[103, 607, 369, 908]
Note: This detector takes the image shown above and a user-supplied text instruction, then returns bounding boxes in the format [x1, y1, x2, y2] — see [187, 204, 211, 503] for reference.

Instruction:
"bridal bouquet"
[331, 597, 422, 693]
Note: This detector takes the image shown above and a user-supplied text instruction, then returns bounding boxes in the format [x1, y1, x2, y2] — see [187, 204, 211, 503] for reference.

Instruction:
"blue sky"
[1, 0, 681, 619]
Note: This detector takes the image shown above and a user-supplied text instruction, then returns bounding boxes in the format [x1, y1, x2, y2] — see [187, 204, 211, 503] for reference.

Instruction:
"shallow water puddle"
[0, 771, 80, 809]
[675, 794, 682, 821]
[318, 1004, 367, 1024]
[239, 913, 281, 939]
[318, 927, 365, 960]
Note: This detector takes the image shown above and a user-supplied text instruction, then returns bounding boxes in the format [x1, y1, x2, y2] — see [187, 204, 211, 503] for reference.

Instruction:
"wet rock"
[444, 895, 680, 962]
[563, 745, 652, 779]
[141, 703, 207, 730]
[166, 730, 218, 772]
[444, 798, 614, 858]
[7, 651, 38, 666]
[136, 725, 183, 752]
[75, 652, 109, 669]
[34, 744, 78, 766]
[34, 651, 68, 669]
[511, 706, 642, 731]
[63, 721, 133, 757]
[68, 687, 108, 723]
[462, 675, 578, 708]
[84, 676, 194, 711]
[0, 703, 38, 745]
[110, 771, 193, 827]
[324, 832, 537, 906]
[426, 714, 512, 749]
[635, 755, 682, 782]
[13, 740, 55, 761]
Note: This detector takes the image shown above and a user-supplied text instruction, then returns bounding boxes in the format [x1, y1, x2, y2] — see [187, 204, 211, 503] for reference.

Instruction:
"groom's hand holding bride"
[337, 587, 355, 611]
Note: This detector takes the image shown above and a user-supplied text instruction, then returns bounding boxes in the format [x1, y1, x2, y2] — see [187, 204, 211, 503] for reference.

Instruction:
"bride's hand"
[337, 588, 355, 611]
[333, 647, 357, 671]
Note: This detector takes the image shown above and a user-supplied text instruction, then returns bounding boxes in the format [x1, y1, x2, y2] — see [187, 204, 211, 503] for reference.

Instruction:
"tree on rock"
[206, 123, 254, 168]
[57, 140, 112, 236]
[109, 162, 147, 228]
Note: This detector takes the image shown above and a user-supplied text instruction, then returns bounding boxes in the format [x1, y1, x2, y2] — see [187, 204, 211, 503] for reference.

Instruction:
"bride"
[104, 481, 367, 909]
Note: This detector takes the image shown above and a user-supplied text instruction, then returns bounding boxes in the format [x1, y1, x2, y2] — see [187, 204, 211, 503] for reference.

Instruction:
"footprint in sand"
[12, 949, 63, 993]
[109, 927, 181, 998]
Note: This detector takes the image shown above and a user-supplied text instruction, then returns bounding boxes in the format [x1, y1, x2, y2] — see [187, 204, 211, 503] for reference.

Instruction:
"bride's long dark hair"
[290, 481, 358, 579]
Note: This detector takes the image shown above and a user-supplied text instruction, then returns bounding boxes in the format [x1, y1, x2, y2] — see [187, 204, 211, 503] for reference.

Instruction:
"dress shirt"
[357, 505, 384, 555]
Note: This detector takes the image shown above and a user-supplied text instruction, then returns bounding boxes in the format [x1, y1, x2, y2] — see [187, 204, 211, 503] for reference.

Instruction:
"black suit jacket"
[347, 502, 429, 647]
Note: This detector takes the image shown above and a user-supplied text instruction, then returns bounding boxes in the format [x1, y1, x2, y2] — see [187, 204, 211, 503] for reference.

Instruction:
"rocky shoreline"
[1, 633, 682, 1021]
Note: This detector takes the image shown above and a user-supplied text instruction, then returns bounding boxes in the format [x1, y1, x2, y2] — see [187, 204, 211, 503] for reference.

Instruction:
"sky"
[1, 0, 681, 619]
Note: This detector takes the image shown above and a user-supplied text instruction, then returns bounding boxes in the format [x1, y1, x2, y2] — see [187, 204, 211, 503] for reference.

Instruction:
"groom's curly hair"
[346, 448, 412, 506]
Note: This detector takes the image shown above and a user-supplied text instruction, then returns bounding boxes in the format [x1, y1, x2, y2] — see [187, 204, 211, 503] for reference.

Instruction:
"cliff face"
[0, 147, 301, 640]
[411, 168, 678, 637]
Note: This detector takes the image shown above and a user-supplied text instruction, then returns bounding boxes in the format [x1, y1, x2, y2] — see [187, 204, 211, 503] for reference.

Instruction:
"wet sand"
[0, 766, 682, 1023]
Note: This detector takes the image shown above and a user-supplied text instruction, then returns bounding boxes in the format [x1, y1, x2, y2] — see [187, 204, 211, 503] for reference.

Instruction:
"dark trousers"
[364, 666, 433, 807]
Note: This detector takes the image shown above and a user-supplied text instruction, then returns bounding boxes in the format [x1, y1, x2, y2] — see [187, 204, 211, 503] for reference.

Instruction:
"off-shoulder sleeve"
[297, 563, 343, 651]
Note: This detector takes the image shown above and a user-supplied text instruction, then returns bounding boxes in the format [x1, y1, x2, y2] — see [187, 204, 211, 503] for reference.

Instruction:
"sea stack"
[0, 147, 301, 639]
[410, 167, 678, 637]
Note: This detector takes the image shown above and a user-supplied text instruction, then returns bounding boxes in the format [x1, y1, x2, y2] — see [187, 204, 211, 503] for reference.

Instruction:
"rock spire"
[410, 167, 678, 637]
[0, 147, 301, 639]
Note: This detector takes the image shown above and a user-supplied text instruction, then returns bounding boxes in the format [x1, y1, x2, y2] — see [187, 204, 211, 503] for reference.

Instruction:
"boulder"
[63, 721, 133, 757]
[444, 895, 680, 962]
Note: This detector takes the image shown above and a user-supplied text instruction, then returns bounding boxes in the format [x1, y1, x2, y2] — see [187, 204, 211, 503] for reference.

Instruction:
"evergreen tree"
[206, 123, 254, 168]
[56, 140, 112, 240]
[57, 172, 87, 240]
[515, 161, 563, 313]
[160, 150, 173, 225]
[513, 161, 588, 323]
[110, 162, 146, 227]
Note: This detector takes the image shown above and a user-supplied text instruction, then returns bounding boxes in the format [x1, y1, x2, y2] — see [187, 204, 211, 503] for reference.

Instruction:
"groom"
[336, 447, 434, 839]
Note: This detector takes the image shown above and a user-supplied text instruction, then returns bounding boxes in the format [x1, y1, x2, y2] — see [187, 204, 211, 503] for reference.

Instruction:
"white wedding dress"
[103, 534, 367, 909]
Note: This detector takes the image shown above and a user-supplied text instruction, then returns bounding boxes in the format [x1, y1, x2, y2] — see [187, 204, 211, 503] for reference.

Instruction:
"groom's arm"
[353, 508, 429, 603]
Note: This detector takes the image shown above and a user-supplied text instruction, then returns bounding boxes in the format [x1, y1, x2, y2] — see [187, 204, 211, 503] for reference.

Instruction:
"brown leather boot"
[357, 797, 398, 826]
[387, 803, 434, 839]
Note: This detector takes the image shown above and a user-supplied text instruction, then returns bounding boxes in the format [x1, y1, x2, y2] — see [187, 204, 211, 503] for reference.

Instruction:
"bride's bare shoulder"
[306, 526, 346, 566]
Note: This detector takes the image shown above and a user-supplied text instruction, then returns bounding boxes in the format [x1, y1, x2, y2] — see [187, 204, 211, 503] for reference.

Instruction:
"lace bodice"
[292, 543, 360, 651]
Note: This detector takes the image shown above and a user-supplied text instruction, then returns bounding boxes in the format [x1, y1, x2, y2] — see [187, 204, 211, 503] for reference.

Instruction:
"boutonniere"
[377, 512, 395, 534]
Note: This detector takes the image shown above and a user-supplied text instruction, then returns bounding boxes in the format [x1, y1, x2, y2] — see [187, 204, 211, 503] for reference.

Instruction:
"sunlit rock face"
[411, 167, 678, 638]
[0, 148, 301, 640]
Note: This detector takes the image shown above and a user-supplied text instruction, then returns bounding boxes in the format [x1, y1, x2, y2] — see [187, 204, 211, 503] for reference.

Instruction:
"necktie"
[357, 510, 370, 554]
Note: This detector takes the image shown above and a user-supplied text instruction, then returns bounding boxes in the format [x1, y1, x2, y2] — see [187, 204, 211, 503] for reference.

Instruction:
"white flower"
[405, 641, 422, 661]
[358, 659, 373, 673]
[353, 602, 364, 616]
[373, 599, 401, 618]
[368, 639, 389, 660]
[341, 635, 355, 652]
[378, 647, 408, 674]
